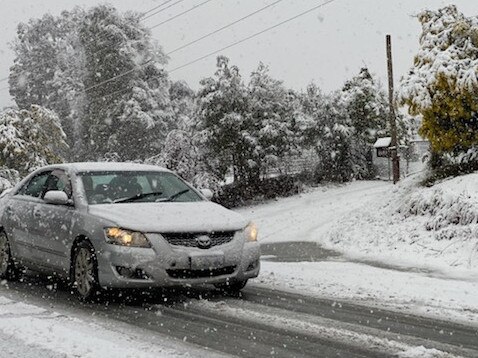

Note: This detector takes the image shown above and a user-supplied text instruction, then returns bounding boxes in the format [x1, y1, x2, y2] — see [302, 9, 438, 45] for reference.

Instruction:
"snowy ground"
[0, 290, 224, 358]
[237, 178, 478, 325]
[1, 178, 478, 357]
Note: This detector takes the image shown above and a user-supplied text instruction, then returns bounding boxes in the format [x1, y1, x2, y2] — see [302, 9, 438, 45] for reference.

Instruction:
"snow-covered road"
[2, 275, 476, 358]
[237, 180, 390, 244]
[238, 181, 478, 325]
[1, 180, 477, 357]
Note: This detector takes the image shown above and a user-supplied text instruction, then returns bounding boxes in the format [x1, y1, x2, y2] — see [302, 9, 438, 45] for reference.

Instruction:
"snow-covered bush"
[324, 173, 478, 270]
[400, 185, 478, 231]
[0, 167, 20, 192]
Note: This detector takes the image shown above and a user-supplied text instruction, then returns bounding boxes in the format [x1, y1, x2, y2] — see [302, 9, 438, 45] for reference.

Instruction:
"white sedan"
[0, 162, 260, 300]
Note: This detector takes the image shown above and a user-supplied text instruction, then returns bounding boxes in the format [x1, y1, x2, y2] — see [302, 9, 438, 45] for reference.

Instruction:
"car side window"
[44, 170, 73, 198]
[17, 172, 51, 198]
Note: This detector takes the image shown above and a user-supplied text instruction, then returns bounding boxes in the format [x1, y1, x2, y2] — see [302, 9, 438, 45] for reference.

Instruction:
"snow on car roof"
[42, 162, 171, 173]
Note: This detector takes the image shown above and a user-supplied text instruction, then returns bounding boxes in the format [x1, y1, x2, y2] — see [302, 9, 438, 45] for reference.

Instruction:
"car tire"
[214, 279, 248, 294]
[0, 231, 21, 281]
[71, 241, 101, 301]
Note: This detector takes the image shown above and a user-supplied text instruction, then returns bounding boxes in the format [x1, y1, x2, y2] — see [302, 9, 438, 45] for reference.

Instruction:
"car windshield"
[78, 171, 202, 205]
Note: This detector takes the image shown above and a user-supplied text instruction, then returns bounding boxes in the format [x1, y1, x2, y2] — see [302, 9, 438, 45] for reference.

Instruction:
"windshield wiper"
[113, 191, 163, 203]
[156, 189, 190, 202]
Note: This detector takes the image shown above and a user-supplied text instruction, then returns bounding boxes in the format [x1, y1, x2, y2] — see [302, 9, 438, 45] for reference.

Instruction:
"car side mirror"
[200, 188, 213, 200]
[44, 190, 70, 205]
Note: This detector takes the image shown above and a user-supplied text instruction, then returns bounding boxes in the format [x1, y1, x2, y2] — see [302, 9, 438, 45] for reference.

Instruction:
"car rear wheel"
[214, 279, 248, 294]
[0, 231, 21, 280]
[72, 241, 100, 301]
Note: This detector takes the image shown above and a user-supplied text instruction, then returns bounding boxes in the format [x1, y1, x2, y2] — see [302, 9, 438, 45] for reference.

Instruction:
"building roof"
[373, 137, 392, 148]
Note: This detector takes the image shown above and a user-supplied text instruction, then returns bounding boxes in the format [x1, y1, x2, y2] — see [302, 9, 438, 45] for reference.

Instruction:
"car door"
[30, 169, 75, 272]
[2, 171, 51, 264]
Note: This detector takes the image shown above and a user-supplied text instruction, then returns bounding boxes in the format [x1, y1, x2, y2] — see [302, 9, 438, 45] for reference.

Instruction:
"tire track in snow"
[176, 298, 465, 358]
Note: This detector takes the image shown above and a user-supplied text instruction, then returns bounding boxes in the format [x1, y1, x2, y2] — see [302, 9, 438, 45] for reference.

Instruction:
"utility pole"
[386, 34, 400, 184]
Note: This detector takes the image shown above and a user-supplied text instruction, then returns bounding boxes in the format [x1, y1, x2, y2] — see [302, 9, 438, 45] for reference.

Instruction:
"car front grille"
[161, 231, 236, 248]
[166, 266, 236, 279]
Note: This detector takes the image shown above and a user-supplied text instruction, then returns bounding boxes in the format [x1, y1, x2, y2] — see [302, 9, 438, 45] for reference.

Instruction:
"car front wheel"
[0, 231, 21, 280]
[72, 241, 100, 301]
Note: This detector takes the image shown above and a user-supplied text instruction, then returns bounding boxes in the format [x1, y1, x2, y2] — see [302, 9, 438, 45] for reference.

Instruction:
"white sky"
[1, 0, 478, 108]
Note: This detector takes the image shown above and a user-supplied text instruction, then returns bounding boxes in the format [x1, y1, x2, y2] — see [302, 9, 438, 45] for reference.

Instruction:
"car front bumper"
[95, 232, 261, 288]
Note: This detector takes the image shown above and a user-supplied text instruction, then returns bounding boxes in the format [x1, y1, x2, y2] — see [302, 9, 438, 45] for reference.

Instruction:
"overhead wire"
[149, 0, 214, 30]
[84, 0, 337, 92]
[2, 0, 337, 99]
[0, 0, 186, 82]
[169, 0, 337, 73]
[167, 0, 284, 56]
[57, 0, 291, 96]
[140, 0, 176, 17]
[141, 0, 187, 21]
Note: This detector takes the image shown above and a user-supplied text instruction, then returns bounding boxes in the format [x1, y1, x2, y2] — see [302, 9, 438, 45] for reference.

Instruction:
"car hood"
[87, 201, 248, 233]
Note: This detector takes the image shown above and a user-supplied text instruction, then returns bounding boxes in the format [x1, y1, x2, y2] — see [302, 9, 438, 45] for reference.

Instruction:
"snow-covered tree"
[147, 129, 198, 180]
[169, 80, 196, 130]
[299, 68, 392, 182]
[339, 67, 389, 178]
[197, 56, 252, 184]
[9, 5, 173, 162]
[0, 105, 67, 176]
[248, 63, 300, 178]
[316, 92, 355, 182]
[400, 5, 478, 157]
[9, 8, 86, 155]
[80, 5, 172, 161]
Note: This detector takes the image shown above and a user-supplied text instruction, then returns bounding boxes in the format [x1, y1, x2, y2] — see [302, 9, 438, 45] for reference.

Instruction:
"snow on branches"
[400, 6, 478, 156]
[0, 105, 67, 176]
[400, 5, 478, 111]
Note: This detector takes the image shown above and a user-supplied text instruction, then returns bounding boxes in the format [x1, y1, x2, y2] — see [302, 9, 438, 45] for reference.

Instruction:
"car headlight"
[244, 222, 258, 242]
[104, 227, 151, 248]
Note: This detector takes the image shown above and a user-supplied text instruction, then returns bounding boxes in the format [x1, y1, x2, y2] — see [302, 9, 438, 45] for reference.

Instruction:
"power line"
[61, 0, 336, 96]
[142, 0, 187, 21]
[149, 0, 214, 30]
[0, 0, 197, 83]
[169, 0, 337, 73]
[78, 0, 186, 59]
[49, 0, 285, 96]
[5, 0, 337, 100]
[167, 0, 284, 55]
[141, 0, 176, 17]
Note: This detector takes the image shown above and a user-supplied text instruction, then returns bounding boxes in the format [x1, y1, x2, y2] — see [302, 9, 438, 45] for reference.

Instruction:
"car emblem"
[196, 235, 212, 249]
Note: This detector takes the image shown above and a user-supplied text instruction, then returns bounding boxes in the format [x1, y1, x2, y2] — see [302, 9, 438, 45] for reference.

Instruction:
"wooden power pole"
[386, 34, 400, 184]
